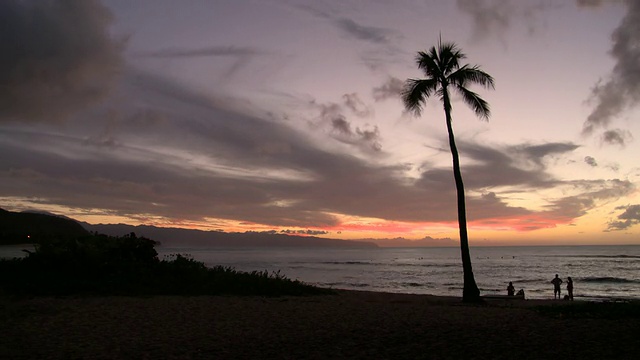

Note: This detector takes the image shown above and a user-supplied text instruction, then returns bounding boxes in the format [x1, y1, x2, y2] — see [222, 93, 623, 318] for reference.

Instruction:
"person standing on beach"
[551, 274, 563, 299]
[567, 277, 574, 300]
[507, 281, 515, 296]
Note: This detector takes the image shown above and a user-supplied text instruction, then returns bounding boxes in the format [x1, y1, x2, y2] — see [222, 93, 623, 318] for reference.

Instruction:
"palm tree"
[402, 39, 494, 302]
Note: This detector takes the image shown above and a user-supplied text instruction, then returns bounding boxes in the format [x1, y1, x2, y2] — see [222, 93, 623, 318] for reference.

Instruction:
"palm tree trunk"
[442, 90, 481, 303]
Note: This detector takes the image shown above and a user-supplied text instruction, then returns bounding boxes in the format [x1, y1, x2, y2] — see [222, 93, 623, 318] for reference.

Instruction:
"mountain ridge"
[81, 222, 378, 248]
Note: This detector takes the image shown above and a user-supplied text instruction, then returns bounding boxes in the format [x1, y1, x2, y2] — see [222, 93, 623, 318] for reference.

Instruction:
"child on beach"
[507, 281, 515, 296]
[567, 277, 574, 300]
[551, 274, 563, 299]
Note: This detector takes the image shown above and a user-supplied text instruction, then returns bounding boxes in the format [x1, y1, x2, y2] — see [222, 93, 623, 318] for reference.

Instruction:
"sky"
[1, 0, 640, 246]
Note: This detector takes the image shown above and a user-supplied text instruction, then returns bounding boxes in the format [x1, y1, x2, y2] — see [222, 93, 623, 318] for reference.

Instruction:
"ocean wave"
[318, 261, 460, 268]
[514, 278, 550, 284]
[580, 277, 640, 284]
[320, 282, 370, 288]
[320, 261, 376, 265]
[541, 255, 640, 259]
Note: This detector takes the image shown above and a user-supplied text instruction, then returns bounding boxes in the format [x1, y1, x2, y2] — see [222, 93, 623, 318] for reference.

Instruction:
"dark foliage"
[0, 233, 331, 297]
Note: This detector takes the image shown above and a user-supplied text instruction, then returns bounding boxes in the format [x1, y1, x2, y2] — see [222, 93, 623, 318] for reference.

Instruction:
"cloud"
[584, 156, 598, 167]
[280, 229, 330, 235]
[328, 117, 382, 152]
[456, 0, 637, 142]
[295, 4, 398, 45]
[372, 77, 404, 102]
[582, 0, 640, 135]
[517, 142, 581, 168]
[545, 179, 634, 221]
[330, 117, 352, 135]
[342, 93, 373, 117]
[607, 204, 640, 231]
[1, 69, 633, 233]
[455, 0, 552, 41]
[315, 97, 381, 152]
[456, 0, 513, 40]
[576, 0, 623, 9]
[0, 0, 125, 123]
[601, 129, 632, 146]
[333, 17, 395, 45]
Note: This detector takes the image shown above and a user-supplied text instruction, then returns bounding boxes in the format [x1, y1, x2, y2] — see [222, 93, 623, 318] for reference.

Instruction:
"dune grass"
[0, 233, 331, 297]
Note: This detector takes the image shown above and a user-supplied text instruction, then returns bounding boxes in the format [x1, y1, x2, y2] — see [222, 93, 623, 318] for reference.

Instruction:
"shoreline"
[2, 289, 638, 359]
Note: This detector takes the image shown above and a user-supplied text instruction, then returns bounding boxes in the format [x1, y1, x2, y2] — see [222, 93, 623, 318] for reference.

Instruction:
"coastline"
[2, 290, 638, 359]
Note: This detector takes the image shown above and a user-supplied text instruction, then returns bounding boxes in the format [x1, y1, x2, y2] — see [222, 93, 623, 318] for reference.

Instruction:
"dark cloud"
[583, 1, 640, 135]
[0, 0, 125, 123]
[317, 98, 381, 152]
[607, 204, 640, 231]
[328, 117, 382, 152]
[373, 77, 404, 102]
[342, 93, 373, 117]
[517, 142, 581, 168]
[331, 118, 352, 135]
[576, 0, 622, 9]
[545, 179, 634, 221]
[455, 0, 552, 41]
[0, 70, 633, 233]
[601, 129, 632, 146]
[584, 156, 598, 167]
[280, 229, 330, 235]
[334, 17, 395, 44]
[456, 0, 513, 40]
[576, 0, 601, 6]
[294, 4, 399, 46]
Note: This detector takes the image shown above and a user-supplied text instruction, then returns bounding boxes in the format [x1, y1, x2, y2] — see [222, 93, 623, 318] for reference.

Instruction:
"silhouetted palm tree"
[402, 39, 494, 302]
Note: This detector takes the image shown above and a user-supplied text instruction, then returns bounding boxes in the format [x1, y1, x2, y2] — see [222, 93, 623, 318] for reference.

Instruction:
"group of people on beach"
[551, 274, 573, 300]
[507, 274, 574, 300]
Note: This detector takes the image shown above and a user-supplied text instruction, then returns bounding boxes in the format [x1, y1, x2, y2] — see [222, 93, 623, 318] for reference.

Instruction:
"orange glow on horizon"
[2, 200, 638, 245]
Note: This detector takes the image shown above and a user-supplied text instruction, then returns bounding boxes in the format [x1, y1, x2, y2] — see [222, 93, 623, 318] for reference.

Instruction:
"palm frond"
[417, 50, 441, 78]
[448, 66, 495, 89]
[455, 85, 491, 120]
[404, 39, 494, 122]
[438, 42, 465, 75]
[402, 78, 438, 116]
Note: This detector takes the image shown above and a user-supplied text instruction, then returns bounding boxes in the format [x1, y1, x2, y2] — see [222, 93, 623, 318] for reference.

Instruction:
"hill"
[82, 223, 377, 248]
[0, 208, 89, 245]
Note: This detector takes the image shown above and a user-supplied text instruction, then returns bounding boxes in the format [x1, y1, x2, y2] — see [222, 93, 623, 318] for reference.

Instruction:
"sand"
[1, 290, 638, 359]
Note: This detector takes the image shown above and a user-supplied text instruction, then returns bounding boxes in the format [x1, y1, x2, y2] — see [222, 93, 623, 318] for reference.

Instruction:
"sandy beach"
[1, 290, 638, 359]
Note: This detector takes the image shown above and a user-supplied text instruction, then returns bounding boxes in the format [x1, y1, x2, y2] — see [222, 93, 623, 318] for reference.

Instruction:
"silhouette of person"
[507, 281, 515, 296]
[566, 276, 574, 301]
[551, 274, 563, 299]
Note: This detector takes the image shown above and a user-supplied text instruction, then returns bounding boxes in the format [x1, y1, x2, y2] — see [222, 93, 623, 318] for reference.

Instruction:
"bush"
[0, 233, 331, 297]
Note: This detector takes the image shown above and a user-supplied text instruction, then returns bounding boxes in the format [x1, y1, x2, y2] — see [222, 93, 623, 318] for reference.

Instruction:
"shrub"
[0, 233, 331, 297]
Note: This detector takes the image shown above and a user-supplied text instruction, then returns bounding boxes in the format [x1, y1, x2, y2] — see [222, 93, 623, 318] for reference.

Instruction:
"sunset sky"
[1, 0, 639, 245]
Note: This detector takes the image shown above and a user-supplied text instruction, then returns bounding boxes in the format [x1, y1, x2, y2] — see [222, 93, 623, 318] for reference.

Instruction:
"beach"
[1, 290, 638, 359]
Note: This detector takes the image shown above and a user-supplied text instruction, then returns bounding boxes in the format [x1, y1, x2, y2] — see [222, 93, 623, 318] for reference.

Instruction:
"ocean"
[2, 244, 638, 301]
[156, 245, 640, 301]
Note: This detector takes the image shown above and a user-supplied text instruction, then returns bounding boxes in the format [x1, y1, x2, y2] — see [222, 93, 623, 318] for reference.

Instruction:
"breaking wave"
[580, 277, 640, 284]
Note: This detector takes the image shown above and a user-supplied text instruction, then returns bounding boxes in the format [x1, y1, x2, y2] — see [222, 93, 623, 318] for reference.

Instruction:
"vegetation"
[402, 38, 495, 302]
[0, 233, 331, 297]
